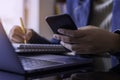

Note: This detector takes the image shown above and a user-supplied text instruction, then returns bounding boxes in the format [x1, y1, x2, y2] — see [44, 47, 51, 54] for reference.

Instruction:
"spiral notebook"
[13, 43, 68, 54]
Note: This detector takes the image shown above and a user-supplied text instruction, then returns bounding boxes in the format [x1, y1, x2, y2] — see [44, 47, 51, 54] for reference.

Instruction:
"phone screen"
[46, 14, 77, 34]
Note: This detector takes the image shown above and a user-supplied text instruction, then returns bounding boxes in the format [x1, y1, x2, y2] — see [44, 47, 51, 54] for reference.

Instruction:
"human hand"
[53, 25, 120, 54]
[9, 25, 32, 43]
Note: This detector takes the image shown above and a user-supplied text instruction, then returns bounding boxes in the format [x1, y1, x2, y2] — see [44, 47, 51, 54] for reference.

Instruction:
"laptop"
[0, 22, 92, 78]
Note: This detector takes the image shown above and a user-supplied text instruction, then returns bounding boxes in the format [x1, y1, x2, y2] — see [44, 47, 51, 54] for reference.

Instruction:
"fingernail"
[53, 34, 57, 39]
[58, 29, 63, 33]
[60, 41, 64, 45]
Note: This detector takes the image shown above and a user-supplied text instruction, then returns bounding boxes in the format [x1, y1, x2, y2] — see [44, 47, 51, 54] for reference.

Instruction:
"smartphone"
[45, 14, 77, 34]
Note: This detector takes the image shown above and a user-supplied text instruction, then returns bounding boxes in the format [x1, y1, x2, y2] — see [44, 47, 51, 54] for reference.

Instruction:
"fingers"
[60, 41, 109, 54]
[60, 41, 94, 54]
[53, 34, 74, 43]
[9, 25, 32, 43]
[53, 33, 89, 44]
[9, 26, 22, 42]
[11, 35, 24, 43]
[25, 29, 33, 41]
[54, 28, 87, 43]
[58, 29, 86, 37]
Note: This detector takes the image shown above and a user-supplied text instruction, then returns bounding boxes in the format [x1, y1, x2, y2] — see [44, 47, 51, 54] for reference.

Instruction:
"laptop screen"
[0, 22, 24, 74]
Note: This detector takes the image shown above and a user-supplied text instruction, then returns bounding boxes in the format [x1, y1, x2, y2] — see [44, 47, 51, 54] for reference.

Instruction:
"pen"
[20, 17, 27, 44]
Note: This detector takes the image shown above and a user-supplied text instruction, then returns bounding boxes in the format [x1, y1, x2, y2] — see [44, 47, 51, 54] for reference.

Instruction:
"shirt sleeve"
[28, 30, 60, 44]
[28, 30, 51, 44]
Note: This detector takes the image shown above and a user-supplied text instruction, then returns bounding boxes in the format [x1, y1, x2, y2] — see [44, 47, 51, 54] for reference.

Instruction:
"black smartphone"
[45, 14, 77, 34]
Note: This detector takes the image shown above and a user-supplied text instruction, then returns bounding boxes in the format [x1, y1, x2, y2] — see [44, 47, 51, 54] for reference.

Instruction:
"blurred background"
[0, 0, 66, 40]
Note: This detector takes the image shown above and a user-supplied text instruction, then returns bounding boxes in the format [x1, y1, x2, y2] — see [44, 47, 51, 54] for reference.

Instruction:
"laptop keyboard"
[19, 56, 62, 70]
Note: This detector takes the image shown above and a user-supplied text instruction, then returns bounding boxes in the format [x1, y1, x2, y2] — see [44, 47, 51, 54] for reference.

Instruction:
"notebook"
[0, 22, 92, 78]
[13, 43, 68, 54]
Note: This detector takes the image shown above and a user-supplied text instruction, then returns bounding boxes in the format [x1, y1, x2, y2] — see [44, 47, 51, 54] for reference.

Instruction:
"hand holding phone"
[46, 14, 77, 34]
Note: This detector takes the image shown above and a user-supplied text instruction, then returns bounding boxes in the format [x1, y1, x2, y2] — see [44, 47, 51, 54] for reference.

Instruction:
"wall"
[39, 0, 55, 39]
[27, 0, 40, 34]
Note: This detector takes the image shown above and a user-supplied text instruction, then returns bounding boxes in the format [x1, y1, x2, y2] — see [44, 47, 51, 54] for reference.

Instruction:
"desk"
[0, 54, 93, 80]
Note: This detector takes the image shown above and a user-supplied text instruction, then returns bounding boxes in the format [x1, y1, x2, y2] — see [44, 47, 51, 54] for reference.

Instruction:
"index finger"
[58, 28, 86, 37]
[12, 25, 22, 33]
